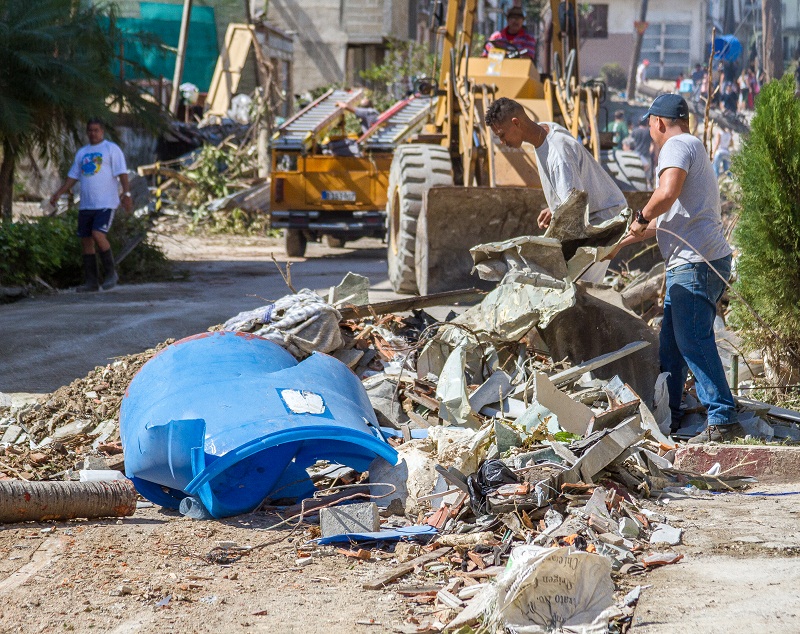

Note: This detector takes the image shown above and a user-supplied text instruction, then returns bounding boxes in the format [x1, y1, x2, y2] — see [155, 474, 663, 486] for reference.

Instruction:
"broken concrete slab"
[543, 189, 629, 242]
[469, 371, 513, 412]
[650, 524, 683, 546]
[0, 424, 23, 445]
[328, 271, 370, 307]
[494, 420, 523, 454]
[567, 416, 647, 484]
[332, 348, 365, 369]
[52, 419, 93, 441]
[619, 517, 640, 538]
[362, 374, 408, 428]
[516, 372, 594, 437]
[470, 235, 568, 281]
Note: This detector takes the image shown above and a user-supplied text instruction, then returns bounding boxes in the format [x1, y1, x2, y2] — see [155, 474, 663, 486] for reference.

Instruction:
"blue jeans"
[660, 255, 736, 426]
[713, 153, 730, 178]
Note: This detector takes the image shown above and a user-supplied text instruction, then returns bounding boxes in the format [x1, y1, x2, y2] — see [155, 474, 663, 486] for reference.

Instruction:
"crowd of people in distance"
[677, 62, 762, 114]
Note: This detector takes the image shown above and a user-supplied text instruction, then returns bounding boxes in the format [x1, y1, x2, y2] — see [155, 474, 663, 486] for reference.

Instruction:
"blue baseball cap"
[640, 94, 690, 124]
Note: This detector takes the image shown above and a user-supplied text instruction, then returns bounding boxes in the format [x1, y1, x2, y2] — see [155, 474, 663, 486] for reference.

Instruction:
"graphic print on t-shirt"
[81, 152, 103, 176]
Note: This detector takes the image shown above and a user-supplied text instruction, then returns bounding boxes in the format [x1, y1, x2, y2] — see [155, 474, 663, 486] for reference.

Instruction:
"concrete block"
[320, 502, 380, 537]
[1, 424, 22, 445]
[650, 524, 682, 546]
[618, 517, 640, 538]
[674, 445, 800, 481]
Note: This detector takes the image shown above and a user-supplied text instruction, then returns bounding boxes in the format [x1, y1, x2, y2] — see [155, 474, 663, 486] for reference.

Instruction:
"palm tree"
[0, 0, 160, 221]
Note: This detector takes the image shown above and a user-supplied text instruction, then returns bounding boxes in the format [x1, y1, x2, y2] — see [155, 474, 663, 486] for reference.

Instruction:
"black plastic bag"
[467, 459, 519, 516]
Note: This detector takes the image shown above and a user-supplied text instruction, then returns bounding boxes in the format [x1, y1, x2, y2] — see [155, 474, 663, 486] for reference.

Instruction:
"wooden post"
[626, 0, 649, 101]
[762, 0, 783, 82]
[168, 0, 193, 116]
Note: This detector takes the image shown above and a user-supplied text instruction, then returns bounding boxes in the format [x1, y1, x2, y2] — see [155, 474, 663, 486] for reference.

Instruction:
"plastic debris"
[120, 331, 397, 518]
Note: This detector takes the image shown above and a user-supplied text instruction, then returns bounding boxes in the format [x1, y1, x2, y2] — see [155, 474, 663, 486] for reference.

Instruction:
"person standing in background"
[50, 119, 131, 292]
[712, 124, 732, 178]
[606, 110, 629, 149]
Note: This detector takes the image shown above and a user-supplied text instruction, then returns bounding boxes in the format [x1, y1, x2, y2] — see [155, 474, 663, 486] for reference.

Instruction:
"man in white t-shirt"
[50, 119, 132, 292]
[484, 97, 627, 230]
[607, 94, 742, 444]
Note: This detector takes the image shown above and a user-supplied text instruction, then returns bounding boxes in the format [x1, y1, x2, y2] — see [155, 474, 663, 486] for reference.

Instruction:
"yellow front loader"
[386, 0, 650, 294]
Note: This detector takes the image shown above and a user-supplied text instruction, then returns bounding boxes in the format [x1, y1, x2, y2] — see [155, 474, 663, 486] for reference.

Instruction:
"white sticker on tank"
[279, 389, 326, 414]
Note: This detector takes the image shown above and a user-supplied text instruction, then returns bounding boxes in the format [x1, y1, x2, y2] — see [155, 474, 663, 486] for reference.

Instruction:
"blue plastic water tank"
[120, 331, 397, 518]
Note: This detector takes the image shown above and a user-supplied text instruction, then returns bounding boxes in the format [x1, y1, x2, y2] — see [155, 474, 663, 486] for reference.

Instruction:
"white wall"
[582, 0, 707, 79]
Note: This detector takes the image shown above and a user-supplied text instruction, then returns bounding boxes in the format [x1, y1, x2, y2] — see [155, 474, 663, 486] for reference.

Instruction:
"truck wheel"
[601, 149, 649, 192]
[285, 229, 307, 257]
[324, 235, 346, 248]
[386, 145, 453, 294]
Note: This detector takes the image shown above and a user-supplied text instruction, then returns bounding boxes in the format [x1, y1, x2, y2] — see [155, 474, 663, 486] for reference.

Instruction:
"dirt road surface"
[2, 235, 800, 632]
[0, 236, 405, 393]
[0, 485, 798, 633]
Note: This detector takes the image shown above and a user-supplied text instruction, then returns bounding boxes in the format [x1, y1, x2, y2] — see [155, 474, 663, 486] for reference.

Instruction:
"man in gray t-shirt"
[484, 97, 627, 230]
[611, 94, 741, 444]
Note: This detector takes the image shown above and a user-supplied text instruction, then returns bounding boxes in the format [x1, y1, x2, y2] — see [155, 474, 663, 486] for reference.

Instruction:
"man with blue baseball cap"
[607, 94, 743, 444]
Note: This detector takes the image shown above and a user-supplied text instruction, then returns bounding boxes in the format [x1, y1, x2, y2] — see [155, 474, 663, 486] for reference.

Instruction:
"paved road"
[0, 237, 404, 393]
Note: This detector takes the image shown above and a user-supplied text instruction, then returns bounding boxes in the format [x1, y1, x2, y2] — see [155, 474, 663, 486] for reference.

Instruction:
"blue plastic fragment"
[120, 331, 398, 518]
[379, 426, 430, 440]
[315, 524, 439, 545]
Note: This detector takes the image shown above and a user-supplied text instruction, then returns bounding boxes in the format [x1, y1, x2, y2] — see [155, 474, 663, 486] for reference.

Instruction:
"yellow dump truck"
[270, 89, 433, 256]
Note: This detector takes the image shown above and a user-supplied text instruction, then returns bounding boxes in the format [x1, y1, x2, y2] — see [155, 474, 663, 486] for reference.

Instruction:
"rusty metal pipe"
[0, 479, 137, 523]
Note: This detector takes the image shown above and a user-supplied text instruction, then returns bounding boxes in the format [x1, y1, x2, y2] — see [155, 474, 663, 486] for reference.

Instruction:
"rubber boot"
[99, 248, 118, 290]
[77, 254, 99, 293]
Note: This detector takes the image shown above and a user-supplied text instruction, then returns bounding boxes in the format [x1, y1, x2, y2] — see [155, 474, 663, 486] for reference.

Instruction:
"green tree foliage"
[0, 0, 160, 220]
[360, 39, 439, 112]
[731, 73, 800, 372]
[0, 209, 170, 288]
[600, 63, 627, 91]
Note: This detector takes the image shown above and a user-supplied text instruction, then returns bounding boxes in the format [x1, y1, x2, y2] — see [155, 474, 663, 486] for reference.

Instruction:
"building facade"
[578, 1, 708, 81]
[267, 0, 417, 95]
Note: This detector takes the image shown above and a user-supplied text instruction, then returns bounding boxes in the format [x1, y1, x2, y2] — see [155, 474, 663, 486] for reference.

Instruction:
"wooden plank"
[337, 288, 486, 321]
[362, 547, 452, 590]
[206, 23, 254, 117]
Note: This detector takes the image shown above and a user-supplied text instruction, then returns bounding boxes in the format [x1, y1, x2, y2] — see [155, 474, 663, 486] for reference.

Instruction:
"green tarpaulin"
[114, 2, 219, 91]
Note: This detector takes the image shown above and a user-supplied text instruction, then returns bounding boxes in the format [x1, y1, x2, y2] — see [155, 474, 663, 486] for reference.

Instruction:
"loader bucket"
[415, 186, 547, 295]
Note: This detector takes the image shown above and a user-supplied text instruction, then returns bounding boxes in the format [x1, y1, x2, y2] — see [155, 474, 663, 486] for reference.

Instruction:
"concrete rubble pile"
[2, 192, 800, 630]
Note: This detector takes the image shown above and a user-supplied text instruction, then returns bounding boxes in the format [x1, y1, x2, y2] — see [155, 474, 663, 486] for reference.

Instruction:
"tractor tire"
[324, 235, 346, 249]
[284, 229, 307, 257]
[386, 145, 453, 294]
[601, 149, 649, 192]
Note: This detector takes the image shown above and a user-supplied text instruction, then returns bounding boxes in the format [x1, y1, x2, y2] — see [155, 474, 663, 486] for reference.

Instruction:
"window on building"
[579, 4, 608, 39]
[641, 22, 691, 80]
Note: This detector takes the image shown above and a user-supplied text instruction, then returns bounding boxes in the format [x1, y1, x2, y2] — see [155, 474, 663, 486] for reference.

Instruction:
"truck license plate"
[321, 190, 356, 202]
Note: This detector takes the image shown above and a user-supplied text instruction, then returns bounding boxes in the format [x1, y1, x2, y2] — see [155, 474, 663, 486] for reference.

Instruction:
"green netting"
[114, 3, 219, 91]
